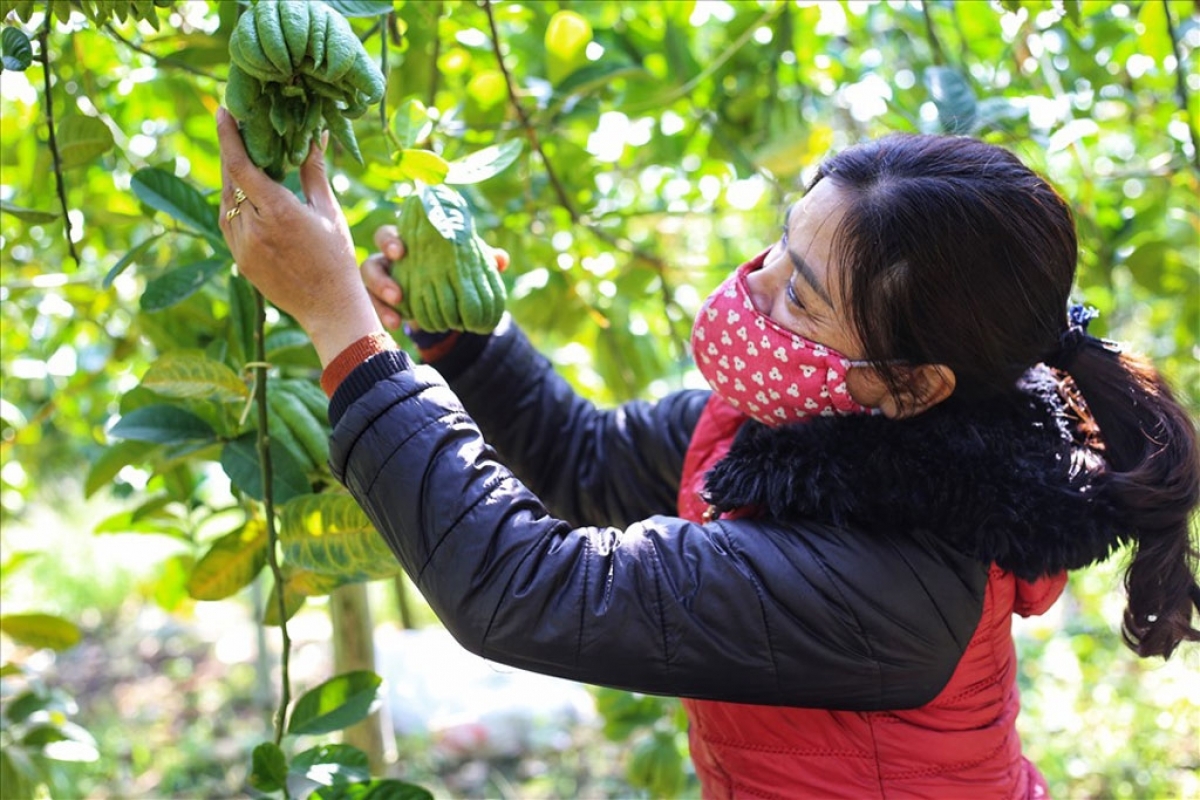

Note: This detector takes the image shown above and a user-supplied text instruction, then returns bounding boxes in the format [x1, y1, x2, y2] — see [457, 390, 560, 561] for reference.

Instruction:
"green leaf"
[280, 493, 400, 582]
[56, 115, 115, 170]
[102, 233, 166, 289]
[84, 440, 157, 498]
[186, 521, 268, 601]
[0, 613, 82, 651]
[287, 670, 383, 736]
[1, 26, 33, 72]
[249, 742, 289, 792]
[291, 744, 371, 788]
[0, 748, 37, 800]
[108, 404, 216, 445]
[924, 66, 977, 135]
[0, 198, 58, 223]
[319, 0, 394, 17]
[444, 140, 523, 186]
[141, 350, 249, 403]
[314, 779, 435, 800]
[228, 274, 258, 368]
[396, 149, 449, 185]
[220, 433, 310, 504]
[553, 61, 643, 101]
[417, 184, 474, 247]
[140, 258, 228, 312]
[391, 99, 433, 149]
[131, 167, 226, 249]
[545, 10, 592, 85]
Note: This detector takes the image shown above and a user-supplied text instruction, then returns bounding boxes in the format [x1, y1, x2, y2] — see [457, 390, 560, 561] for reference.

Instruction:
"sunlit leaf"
[109, 404, 216, 445]
[291, 744, 371, 788]
[140, 258, 229, 312]
[396, 148, 450, 185]
[279, 493, 399, 581]
[56, 115, 116, 170]
[417, 184, 473, 247]
[0, 199, 58, 223]
[103, 233, 166, 289]
[186, 520, 269, 601]
[249, 742, 289, 792]
[287, 670, 383, 736]
[1, 27, 33, 72]
[445, 140, 523, 186]
[141, 350, 249, 403]
[314, 779, 435, 800]
[131, 168, 226, 250]
[318, 0, 393, 17]
[0, 614, 82, 651]
[391, 99, 433, 149]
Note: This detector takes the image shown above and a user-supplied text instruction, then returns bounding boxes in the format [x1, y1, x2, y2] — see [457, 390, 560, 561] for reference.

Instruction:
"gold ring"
[233, 187, 247, 206]
[225, 205, 241, 220]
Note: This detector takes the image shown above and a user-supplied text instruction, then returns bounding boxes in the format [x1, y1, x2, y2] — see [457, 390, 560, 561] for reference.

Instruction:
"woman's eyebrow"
[781, 204, 833, 307]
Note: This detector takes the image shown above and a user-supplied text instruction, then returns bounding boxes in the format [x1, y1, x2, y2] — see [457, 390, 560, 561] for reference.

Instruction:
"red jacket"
[678, 395, 1065, 798]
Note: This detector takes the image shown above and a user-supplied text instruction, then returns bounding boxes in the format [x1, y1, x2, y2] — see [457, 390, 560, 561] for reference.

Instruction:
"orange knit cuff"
[320, 332, 399, 397]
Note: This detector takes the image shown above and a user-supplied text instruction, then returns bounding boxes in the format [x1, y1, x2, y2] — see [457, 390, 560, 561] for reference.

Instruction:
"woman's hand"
[215, 107, 382, 367]
[360, 224, 511, 333]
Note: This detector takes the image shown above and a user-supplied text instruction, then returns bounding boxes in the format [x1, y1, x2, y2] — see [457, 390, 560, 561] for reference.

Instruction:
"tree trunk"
[330, 583, 394, 773]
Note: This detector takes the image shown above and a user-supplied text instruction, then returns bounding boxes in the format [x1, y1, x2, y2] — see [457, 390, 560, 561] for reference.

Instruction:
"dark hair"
[812, 133, 1200, 659]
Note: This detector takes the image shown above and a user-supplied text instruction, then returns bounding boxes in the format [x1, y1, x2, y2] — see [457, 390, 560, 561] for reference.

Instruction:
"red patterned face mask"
[692, 255, 869, 426]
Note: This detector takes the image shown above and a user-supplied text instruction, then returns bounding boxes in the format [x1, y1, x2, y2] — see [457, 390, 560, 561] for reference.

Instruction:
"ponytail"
[1064, 339, 1200, 658]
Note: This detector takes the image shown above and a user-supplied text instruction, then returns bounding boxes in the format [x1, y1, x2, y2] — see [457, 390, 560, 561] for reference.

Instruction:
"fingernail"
[385, 288, 400, 304]
[216, 106, 228, 124]
[386, 243, 401, 259]
[320, 130, 330, 152]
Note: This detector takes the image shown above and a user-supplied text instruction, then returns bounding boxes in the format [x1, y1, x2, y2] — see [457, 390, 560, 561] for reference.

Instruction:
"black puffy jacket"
[328, 316, 1124, 710]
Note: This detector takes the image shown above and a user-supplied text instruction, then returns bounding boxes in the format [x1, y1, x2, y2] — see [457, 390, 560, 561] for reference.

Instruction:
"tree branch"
[38, 26, 79, 267]
[920, 1, 947, 66]
[101, 23, 222, 81]
[253, 290, 291, 747]
[1162, 0, 1200, 173]
[481, 0, 689, 357]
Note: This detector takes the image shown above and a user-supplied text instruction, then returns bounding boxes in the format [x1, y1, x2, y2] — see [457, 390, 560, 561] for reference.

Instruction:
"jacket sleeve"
[330, 363, 987, 710]
[430, 315, 710, 528]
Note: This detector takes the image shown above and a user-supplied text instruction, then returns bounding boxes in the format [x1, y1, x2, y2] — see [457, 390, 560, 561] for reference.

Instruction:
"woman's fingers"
[299, 131, 338, 219]
[373, 224, 404, 261]
[361, 253, 402, 306]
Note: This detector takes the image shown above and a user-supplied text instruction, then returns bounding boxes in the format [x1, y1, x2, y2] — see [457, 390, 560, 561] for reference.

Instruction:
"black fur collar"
[703, 368, 1129, 581]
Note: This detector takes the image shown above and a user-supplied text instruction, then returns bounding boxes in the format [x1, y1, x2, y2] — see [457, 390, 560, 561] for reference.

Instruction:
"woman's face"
[746, 179, 863, 361]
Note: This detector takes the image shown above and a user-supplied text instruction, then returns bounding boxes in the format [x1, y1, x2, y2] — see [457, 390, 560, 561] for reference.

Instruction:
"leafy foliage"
[1, 0, 1197, 796]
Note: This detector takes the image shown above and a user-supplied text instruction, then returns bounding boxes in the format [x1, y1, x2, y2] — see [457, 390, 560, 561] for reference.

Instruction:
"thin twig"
[1162, 0, 1200, 173]
[919, 1, 946, 66]
[38, 25, 79, 266]
[254, 290, 291, 747]
[480, 0, 688, 356]
[101, 22, 222, 81]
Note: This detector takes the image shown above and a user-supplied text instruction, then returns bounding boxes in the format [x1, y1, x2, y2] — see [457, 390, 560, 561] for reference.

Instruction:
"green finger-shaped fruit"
[271, 385, 329, 468]
[324, 108, 362, 164]
[306, 3, 329, 72]
[267, 398, 315, 472]
[343, 50, 385, 105]
[253, 0, 291, 75]
[230, 19, 283, 83]
[278, 0, 310, 70]
[224, 64, 263, 120]
[319, 9, 358, 82]
[276, 379, 329, 423]
[394, 196, 507, 334]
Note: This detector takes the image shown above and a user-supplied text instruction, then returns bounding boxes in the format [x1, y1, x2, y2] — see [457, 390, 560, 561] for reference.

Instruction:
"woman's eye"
[785, 279, 805, 311]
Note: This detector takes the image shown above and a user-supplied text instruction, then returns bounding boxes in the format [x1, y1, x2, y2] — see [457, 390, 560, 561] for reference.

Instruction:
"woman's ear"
[847, 364, 956, 419]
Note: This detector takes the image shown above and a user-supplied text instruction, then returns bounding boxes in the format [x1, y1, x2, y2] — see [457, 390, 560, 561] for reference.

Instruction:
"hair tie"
[1043, 303, 1099, 371]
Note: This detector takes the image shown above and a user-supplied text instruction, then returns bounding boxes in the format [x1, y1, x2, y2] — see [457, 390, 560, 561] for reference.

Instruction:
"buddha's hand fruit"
[224, 0, 385, 179]
[394, 194, 506, 334]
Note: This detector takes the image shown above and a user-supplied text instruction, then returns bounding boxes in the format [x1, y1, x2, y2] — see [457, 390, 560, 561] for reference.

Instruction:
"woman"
[215, 108, 1199, 797]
